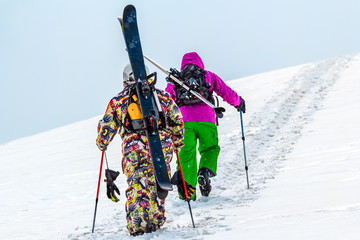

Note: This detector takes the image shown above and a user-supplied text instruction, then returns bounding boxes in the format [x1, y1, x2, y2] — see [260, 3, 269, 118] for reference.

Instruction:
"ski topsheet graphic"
[118, 5, 172, 196]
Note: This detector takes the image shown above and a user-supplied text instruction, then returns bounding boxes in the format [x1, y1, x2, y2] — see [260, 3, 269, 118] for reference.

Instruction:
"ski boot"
[145, 223, 159, 233]
[198, 168, 212, 197]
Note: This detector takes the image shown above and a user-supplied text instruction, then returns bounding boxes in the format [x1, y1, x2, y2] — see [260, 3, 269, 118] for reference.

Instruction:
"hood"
[181, 52, 205, 71]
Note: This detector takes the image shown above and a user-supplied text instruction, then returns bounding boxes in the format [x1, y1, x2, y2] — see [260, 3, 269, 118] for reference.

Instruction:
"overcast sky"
[1, 0, 360, 144]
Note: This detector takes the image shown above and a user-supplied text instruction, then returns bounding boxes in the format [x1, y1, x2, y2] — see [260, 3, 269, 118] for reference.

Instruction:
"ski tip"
[124, 4, 136, 13]
[125, 4, 135, 9]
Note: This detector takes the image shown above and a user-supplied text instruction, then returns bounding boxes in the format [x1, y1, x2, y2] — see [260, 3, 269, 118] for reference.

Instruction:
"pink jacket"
[165, 52, 241, 124]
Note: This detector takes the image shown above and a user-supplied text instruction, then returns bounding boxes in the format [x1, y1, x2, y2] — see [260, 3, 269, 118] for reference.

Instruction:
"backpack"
[122, 76, 166, 133]
[174, 64, 213, 107]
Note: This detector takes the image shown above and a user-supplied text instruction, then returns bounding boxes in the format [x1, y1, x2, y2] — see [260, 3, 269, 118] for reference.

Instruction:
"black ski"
[119, 5, 172, 196]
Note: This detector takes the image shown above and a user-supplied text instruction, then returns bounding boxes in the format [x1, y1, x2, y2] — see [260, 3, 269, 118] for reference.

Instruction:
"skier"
[165, 52, 246, 200]
[96, 64, 187, 236]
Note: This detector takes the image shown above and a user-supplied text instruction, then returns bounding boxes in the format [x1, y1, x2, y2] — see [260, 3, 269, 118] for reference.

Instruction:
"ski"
[118, 5, 172, 195]
[143, 54, 226, 118]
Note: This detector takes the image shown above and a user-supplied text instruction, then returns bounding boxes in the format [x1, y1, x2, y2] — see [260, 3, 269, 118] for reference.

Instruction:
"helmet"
[123, 64, 133, 82]
[123, 64, 150, 84]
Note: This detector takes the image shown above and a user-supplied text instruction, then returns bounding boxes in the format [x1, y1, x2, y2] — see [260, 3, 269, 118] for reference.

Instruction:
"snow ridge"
[65, 55, 355, 239]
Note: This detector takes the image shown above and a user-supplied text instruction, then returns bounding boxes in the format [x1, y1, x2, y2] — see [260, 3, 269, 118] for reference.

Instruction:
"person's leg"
[123, 144, 166, 235]
[196, 122, 220, 196]
[146, 132, 175, 229]
[196, 122, 220, 176]
[178, 121, 198, 200]
[123, 149, 148, 235]
[147, 151, 167, 231]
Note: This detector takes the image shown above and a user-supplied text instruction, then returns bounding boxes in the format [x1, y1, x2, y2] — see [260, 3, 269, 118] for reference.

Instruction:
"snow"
[1, 53, 360, 239]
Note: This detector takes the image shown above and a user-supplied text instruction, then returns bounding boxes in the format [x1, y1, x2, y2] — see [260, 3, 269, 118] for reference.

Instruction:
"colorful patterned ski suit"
[96, 84, 184, 235]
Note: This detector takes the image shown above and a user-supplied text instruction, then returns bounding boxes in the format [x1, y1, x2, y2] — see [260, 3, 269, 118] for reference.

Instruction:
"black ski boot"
[198, 168, 212, 197]
[145, 223, 158, 233]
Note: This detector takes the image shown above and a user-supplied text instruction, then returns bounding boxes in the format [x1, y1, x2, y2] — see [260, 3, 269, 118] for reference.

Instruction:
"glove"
[171, 170, 195, 200]
[173, 144, 183, 155]
[96, 140, 107, 151]
[235, 96, 246, 113]
[105, 169, 120, 203]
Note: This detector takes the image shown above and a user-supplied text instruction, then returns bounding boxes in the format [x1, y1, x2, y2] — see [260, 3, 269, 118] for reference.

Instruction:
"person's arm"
[161, 90, 184, 152]
[210, 71, 241, 107]
[96, 99, 120, 151]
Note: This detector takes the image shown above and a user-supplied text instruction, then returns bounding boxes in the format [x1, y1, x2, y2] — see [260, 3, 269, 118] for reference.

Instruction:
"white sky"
[1, 0, 360, 144]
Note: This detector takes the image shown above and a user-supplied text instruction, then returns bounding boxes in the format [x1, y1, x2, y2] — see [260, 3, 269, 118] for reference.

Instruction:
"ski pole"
[175, 151, 195, 228]
[92, 150, 105, 233]
[239, 111, 250, 189]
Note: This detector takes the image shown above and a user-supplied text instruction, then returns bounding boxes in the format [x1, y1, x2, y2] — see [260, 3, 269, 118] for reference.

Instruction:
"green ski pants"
[178, 121, 220, 190]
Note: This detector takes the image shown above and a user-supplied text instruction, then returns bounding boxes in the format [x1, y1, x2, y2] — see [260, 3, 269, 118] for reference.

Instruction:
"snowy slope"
[1, 54, 360, 240]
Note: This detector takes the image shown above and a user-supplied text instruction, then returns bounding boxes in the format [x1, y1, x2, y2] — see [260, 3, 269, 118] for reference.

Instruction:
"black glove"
[235, 96, 246, 113]
[171, 170, 196, 200]
[105, 169, 120, 203]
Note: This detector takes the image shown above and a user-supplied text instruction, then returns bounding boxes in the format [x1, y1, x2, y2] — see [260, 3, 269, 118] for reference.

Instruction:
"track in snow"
[217, 55, 353, 207]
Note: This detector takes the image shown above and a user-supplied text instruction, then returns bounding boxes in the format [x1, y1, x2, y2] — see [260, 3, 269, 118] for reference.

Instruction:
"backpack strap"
[121, 73, 166, 134]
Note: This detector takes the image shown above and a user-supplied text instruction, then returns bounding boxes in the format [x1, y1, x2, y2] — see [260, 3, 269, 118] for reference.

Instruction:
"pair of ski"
[119, 5, 225, 197]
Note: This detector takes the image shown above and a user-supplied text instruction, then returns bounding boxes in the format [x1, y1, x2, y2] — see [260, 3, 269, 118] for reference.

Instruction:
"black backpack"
[174, 64, 213, 107]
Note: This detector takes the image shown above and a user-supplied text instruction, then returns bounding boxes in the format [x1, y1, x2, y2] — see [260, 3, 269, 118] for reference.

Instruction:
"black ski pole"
[92, 150, 105, 233]
[240, 111, 250, 189]
[175, 151, 195, 228]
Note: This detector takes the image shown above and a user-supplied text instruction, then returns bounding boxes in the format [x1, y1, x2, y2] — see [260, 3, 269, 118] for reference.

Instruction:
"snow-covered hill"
[1, 54, 359, 240]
